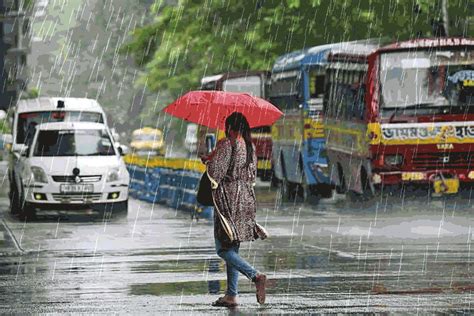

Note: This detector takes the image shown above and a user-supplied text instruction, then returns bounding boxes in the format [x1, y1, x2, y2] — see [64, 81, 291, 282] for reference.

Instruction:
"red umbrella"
[163, 91, 283, 129]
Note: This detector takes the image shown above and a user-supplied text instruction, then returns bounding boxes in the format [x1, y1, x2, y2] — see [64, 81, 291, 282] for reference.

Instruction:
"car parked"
[12, 122, 129, 219]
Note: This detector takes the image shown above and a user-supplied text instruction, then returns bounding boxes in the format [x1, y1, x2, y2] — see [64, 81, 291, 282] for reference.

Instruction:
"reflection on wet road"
[0, 188, 472, 314]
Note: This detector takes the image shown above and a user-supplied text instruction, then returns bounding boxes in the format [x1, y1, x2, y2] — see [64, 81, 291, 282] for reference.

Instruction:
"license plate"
[60, 184, 94, 193]
[401, 172, 425, 181]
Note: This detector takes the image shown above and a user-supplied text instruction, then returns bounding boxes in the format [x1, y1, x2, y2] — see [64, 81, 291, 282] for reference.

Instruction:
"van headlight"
[31, 166, 48, 183]
[106, 168, 120, 182]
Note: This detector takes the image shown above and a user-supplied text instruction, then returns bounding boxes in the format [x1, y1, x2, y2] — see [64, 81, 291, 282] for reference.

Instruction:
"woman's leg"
[215, 239, 258, 281]
[215, 238, 267, 305]
[216, 238, 239, 296]
[226, 262, 239, 296]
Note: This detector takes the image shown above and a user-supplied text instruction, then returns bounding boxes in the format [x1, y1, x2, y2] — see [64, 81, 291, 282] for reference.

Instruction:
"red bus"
[199, 71, 273, 181]
[324, 38, 474, 196]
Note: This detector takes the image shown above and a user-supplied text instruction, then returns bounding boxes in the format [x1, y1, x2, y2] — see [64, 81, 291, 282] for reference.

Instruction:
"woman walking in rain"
[203, 112, 267, 307]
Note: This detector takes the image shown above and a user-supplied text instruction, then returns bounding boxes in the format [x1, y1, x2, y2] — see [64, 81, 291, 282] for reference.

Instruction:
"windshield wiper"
[386, 102, 452, 122]
[386, 104, 422, 122]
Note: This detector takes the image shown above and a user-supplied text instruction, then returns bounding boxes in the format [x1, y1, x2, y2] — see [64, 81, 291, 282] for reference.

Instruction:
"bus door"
[270, 70, 304, 184]
[301, 67, 330, 185]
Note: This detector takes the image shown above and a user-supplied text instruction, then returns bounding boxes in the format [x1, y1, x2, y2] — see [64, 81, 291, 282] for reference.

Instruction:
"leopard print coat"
[207, 137, 257, 243]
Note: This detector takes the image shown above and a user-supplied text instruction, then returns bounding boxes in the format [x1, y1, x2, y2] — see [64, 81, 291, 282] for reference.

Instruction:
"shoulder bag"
[197, 140, 235, 206]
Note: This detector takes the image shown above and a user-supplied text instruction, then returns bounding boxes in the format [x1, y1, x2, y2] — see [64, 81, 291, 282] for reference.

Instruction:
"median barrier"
[124, 155, 213, 219]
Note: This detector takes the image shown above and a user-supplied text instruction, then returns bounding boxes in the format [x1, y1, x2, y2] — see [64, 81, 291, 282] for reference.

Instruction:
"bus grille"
[411, 152, 473, 170]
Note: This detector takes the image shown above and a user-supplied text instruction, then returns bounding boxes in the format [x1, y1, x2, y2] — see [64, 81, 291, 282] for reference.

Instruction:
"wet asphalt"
[0, 183, 473, 314]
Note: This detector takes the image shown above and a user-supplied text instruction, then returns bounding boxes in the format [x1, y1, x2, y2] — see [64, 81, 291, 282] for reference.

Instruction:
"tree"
[125, 0, 473, 101]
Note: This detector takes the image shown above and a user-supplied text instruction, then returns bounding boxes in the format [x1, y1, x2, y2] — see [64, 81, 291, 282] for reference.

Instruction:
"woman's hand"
[200, 151, 216, 164]
[200, 155, 210, 164]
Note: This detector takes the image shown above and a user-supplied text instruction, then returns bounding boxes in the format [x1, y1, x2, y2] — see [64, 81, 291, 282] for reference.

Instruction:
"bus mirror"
[205, 134, 216, 154]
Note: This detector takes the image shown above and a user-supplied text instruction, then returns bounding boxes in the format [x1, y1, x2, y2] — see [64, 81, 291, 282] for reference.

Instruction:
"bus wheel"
[359, 167, 373, 200]
[281, 178, 297, 202]
[270, 171, 280, 188]
[335, 164, 346, 194]
[317, 183, 334, 198]
[298, 174, 311, 202]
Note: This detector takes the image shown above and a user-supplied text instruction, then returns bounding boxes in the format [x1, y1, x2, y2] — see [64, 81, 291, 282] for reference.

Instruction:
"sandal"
[254, 273, 267, 304]
[212, 297, 238, 308]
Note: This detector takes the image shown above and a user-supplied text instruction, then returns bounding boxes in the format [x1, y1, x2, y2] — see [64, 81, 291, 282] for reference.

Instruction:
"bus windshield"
[269, 72, 302, 110]
[34, 129, 115, 157]
[380, 49, 474, 114]
[223, 76, 262, 97]
[17, 111, 104, 144]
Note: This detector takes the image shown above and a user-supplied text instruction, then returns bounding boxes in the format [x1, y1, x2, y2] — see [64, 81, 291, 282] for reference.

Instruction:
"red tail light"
[377, 154, 384, 166]
[304, 124, 311, 129]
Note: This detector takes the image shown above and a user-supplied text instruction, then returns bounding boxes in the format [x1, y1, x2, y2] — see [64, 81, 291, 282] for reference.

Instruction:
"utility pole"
[0, 0, 8, 110]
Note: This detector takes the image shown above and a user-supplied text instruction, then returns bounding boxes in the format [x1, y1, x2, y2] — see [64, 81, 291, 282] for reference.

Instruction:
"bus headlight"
[385, 154, 403, 166]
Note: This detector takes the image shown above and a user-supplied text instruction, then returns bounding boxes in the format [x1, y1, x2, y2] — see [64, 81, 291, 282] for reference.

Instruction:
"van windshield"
[33, 129, 115, 157]
[17, 111, 104, 145]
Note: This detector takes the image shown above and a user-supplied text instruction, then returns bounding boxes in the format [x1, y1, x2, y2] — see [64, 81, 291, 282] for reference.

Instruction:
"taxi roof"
[132, 127, 162, 135]
[16, 97, 105, 114]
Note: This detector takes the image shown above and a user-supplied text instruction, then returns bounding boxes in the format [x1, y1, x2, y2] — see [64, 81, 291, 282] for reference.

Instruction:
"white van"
[12, 97, 107, 153]
[14, 122, 129, 218]
[9, 97, 111, 217]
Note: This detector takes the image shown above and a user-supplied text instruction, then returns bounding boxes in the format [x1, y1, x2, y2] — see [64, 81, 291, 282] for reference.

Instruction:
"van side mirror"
[117, 145, 128, 156]
[20, 145, 29, 157]
[12, 143, 28, 153]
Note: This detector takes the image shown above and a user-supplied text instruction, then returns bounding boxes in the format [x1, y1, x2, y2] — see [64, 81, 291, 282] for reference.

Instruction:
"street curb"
[1, 218, 25, 255]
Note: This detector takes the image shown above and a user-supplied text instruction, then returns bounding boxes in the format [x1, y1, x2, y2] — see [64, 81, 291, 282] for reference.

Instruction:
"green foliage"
[21, 88, 39, 99]
[125, 0, 473, 100]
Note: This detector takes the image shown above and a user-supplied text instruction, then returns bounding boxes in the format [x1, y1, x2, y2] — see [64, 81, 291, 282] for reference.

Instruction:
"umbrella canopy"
[163, 91, 283, 130]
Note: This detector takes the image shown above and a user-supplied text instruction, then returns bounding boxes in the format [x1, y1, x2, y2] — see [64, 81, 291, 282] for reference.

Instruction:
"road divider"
[125, 155, 213, 219]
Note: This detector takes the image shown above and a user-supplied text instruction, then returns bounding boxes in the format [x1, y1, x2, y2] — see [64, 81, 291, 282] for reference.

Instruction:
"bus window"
[269, 73, 302, 110]
[251, 126, 271, 133]
[325, 68, 367, 122]
[223, 76, 262, 97]
[309, 69, 325, 99]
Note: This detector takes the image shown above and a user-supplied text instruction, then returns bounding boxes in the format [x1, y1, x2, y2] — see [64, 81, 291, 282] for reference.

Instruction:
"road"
[0, 185, 473, 314]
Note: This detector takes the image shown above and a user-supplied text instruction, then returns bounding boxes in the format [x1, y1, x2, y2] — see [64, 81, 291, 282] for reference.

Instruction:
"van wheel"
[20, 202, 36, 221]
[335, 164, 346, 194]
[10, 185, 20, 215]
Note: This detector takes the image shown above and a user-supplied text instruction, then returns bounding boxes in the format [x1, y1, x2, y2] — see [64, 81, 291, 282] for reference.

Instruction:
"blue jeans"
[215, 238, 258, 297]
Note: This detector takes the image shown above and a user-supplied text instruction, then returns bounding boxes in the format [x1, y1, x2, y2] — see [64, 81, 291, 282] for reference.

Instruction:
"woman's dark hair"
[225, 112, 253, 167]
